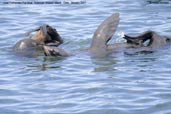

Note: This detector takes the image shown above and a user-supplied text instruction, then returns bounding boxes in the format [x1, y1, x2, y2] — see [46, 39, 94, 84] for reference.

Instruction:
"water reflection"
[25, 56, 65, 71]
[91, 56, 117, 72]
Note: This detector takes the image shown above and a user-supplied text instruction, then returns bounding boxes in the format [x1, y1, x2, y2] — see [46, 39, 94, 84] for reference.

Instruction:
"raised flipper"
[90, 13, 120, 54]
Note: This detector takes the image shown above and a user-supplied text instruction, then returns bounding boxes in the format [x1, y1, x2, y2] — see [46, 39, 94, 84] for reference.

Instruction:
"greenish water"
[0, 0, 171, 114]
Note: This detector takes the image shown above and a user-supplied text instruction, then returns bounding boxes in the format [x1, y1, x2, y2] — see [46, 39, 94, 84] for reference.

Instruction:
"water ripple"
[0, 0, 171, 114]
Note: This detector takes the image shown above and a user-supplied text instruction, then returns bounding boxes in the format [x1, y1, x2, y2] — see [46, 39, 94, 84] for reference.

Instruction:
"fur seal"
[13, 24, 66, 56]
[89, 13, 170, 56]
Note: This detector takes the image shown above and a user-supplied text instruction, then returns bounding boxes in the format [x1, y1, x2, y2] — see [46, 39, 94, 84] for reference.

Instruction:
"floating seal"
[13, 24, 64, 56]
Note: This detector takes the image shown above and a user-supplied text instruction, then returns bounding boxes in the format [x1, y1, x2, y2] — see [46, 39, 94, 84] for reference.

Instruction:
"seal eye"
[166, 38, 170, 42]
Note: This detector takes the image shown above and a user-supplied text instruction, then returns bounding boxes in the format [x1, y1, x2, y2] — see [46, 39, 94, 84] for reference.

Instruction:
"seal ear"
[90, 13, 120, 52]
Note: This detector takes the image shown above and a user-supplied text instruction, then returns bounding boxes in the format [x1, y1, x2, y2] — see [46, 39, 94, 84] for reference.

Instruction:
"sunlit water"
[0, 0, 171, 114]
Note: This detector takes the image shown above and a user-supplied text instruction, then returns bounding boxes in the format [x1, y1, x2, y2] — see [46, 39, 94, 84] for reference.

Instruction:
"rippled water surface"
[0, 0, 171, 114]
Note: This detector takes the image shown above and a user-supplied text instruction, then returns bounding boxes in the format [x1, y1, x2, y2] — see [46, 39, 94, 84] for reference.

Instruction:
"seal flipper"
[90, 13, 120, 55]
[123, 31, 154, 47]
[123, 34, 143, 46]
[43, 45, 68, 57]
